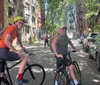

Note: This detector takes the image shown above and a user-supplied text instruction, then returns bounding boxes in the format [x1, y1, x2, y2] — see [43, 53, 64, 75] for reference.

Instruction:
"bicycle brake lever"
[29, 53, 35, 56]
[72, 50, 76, 52]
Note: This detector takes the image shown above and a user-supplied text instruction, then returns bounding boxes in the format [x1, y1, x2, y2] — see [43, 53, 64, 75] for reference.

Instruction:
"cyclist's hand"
[56, 54, 63, 58]
[74, 48, 80, 52]
[16, 51, 24, 57]
[21, 46, 26, 51]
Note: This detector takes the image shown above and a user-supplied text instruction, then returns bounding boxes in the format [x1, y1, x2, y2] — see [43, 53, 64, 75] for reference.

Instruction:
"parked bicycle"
[0, 49, 46, 85]
[54, 50, 82, 85]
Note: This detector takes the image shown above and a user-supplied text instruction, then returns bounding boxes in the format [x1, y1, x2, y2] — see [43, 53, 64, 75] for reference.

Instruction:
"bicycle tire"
[54, 69, 70, 85]
[72, 61, 82, 85]
[0, 77, 10, 85]
[23, 64, 45, 85]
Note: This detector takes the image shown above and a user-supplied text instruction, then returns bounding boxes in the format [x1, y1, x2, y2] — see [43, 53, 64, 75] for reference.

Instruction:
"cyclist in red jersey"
[0, 16, 29, 84]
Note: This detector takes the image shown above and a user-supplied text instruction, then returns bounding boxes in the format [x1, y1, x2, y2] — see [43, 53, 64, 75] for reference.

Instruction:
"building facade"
[0, 0, 4, 31]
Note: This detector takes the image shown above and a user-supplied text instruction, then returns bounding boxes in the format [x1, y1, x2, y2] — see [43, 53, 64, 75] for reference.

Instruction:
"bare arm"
[68, 40, 76, 49]
[51, 36, 58, 56]
[51, 36, 63, 58]
[17, 35, 23, 47]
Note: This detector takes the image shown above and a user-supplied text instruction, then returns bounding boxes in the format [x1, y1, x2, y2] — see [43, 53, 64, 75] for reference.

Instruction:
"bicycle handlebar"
[68, 50, 77, 53]
[23, 49, 35, 56]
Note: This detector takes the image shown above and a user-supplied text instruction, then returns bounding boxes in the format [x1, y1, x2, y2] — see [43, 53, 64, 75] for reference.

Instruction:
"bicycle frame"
[4, 61, 31, 85]
[5, 60, 21, 85]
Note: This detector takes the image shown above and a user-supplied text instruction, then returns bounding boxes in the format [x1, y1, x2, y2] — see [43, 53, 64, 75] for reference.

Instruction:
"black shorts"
[55, 55, 72, 69]
[0, 48, 20, 72]
[0, 48, 20, 61]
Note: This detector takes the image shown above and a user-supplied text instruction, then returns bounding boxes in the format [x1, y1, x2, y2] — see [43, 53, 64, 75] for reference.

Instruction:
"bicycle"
[0, 49, 46, 85]
[54, 50, 82, 85]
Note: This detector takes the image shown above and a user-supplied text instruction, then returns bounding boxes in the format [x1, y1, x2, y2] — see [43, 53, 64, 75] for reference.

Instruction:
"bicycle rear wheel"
[54, 70, 69, 85]
[23, 64, 45, 85]
[0, 77, 10, 85]
[72, 61, 82, 85]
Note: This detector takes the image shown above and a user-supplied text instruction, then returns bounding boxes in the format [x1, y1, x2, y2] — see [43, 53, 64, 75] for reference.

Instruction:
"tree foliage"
[37, 0, 100, 32]
[82, 0, 100, 31]
[37, 0, 79, 32]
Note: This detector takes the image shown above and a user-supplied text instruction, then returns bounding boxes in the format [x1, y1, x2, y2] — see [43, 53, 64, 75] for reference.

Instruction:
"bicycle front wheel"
[23, 64, 45, 85]
[54, 70, 69, 85]
[72, 61, 82, 85]
[0, 77, 10, 85]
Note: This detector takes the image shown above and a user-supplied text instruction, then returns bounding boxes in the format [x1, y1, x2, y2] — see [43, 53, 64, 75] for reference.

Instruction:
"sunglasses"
[61, 27, 67, 30]
[18, 22, 24, 25]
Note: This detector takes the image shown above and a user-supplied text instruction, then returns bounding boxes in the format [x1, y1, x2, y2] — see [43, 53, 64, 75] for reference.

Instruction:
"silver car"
[82, 32, 98, 53]
[89, 33, 100, 72]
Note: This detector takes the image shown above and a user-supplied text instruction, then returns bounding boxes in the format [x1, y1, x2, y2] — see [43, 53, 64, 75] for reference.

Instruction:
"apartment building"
[22, 0, 39, 41]
[0, 0, 4, 31]
[1, 0, 44, 42]
[64, 4, 78, 39]
[4, 0, 23, 28]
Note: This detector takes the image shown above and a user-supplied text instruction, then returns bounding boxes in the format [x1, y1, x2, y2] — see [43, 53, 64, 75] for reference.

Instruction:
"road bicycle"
[54, 50, 82, 85]
[0, 50, 46, 85]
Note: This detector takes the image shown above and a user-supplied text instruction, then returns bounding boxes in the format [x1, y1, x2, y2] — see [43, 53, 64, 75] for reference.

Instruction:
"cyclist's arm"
[52, 36, 63, 58]
[17, 33, 25, 50]
[17, 36, 23, 47]
[4, 34, 18, 53]
[68, 39, 76, 49]
[51, 36, 58, 54]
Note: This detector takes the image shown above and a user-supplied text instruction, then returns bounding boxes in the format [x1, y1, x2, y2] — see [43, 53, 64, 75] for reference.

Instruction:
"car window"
[90, 33, 97, 38]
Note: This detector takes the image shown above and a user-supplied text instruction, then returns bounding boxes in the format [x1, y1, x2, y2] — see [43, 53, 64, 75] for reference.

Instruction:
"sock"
[17, 73, 23, 80]
[55, 80, 58, 85]
[74, 80, 78, 85]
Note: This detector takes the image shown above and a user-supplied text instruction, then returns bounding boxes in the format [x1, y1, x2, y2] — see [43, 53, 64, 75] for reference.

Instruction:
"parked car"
[82, 32, 98, 53]
[88, 33, 100, 71]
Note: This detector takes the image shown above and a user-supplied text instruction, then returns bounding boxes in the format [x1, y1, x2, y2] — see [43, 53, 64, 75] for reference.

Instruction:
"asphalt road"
[6, 39, 100, 85]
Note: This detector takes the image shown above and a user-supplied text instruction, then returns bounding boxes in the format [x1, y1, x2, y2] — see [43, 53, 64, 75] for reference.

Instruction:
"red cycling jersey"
[0, 25, 18, 48]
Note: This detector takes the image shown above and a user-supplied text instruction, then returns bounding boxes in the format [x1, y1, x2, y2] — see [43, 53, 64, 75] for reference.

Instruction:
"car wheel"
[89, 53, 94, 59]
[96, 52, 100, 72]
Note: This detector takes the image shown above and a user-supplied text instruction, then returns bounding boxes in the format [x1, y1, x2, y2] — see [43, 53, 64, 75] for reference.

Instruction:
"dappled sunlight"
[44, 67, 54, 73]
[92, 79, 100, 83]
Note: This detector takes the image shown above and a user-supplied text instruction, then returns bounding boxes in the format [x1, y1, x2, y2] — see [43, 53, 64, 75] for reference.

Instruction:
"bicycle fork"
[28, 67, 35, 79]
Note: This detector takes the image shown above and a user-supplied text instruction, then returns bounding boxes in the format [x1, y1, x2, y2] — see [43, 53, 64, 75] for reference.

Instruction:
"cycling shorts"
[0, 48, 20, 72]
[55, 55, 72, 69]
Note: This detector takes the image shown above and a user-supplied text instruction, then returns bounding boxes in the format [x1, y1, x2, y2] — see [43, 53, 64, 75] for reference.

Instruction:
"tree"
[82, 0, 100, 31]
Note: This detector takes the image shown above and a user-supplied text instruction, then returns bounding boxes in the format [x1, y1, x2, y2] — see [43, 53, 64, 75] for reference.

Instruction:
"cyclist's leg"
[0, 48, 8, 77]
[55, 56, 63, 69]
[54, 55, 64, 85]
[0, 48, 28, 84]
[0, 61, 5, 77]
[7, 50, 29, 84]
[64, 55, 80, 85]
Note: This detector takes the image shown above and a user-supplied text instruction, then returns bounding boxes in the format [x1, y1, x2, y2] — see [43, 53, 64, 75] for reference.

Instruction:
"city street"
[7, 39, 100, 85]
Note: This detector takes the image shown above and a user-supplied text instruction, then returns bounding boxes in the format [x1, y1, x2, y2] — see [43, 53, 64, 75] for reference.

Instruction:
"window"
[32, 6, 35, 13]
[8, 6, 14, 18]
[25, 14, 30, 23]
[8, 0, 10, 2]
[32, 16, 35, 23]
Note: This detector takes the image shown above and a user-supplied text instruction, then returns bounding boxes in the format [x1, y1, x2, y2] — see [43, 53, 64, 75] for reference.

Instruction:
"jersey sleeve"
[5, 26, 15, 35]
